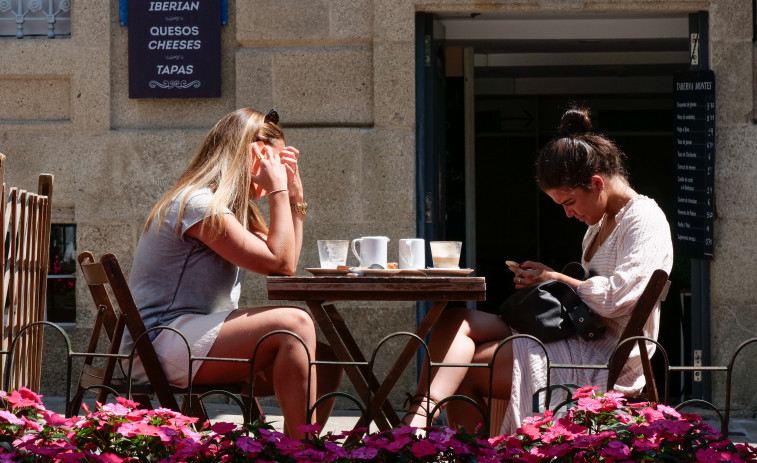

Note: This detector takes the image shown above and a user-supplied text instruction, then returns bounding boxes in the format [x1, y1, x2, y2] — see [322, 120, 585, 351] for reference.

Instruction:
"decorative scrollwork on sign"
[148, 80, 202, 89]
[165, 16, 184, 21]
[59, 0, 70, 12]
[27, 0, 42, 12]
[165, 55, 185, 61]
[0, 0, 11, 13]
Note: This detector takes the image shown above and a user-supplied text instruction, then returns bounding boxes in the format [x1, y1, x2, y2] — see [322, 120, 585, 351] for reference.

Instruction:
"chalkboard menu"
[128, 1, 221, 99]
[673, 70, 715, 259]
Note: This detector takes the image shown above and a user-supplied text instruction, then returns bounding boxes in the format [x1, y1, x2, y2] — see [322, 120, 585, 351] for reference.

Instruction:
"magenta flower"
[696, 446, 739, 461]
[210, 421, 236, 434]
[385, 433, 412, 452]
[351, 445, 379, 459]
[0, 409, 24, 426]
[598, 439, 631, 459]
[296, 422, 323, 435]
[409, 440, 437, 457]
[572, 385, 598, 399]
[517, 423, 542, 440]
[235, 436, 264, 453]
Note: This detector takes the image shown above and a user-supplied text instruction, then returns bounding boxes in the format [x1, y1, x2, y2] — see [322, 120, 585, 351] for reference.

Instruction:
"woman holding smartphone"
[121, 108, 339, 439]
[402, 107, 673, 434]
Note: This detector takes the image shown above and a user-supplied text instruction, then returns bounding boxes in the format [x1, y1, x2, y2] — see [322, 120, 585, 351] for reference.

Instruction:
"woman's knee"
[277, 307, 317, 344]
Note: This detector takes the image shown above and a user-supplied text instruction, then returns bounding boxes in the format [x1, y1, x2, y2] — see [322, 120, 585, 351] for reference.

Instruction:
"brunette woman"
[402, 107, 673, 434]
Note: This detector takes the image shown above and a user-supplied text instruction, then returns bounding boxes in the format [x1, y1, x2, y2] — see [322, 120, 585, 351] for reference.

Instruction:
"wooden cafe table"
[267, 272, 486, 433]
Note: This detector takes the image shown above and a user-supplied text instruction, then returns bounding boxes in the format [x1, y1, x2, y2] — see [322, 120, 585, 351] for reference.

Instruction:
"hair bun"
[558, 107, 592, 137]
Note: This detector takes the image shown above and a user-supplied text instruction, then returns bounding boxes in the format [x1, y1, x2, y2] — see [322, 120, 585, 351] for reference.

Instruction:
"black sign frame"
[128, 0, 221, 99]
[673, 70, 715, 259]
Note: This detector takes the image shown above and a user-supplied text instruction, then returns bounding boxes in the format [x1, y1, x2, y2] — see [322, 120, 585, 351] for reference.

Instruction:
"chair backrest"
[77, 252, 180, 411]
[71, 251, 127, 413]
[606, 269, 671, 402]
[0, 153, 54, 392]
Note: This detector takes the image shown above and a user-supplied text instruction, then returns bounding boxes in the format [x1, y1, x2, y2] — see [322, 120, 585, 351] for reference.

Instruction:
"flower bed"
[0, 386, 754, 462]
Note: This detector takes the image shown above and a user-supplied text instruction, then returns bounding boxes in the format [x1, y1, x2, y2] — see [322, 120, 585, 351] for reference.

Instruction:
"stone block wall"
[1, 0, 757, 416]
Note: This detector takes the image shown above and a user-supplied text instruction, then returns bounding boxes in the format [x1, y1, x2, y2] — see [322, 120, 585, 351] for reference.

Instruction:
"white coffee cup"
[399, 238, 425, 270]
[351, 236, 389, 268]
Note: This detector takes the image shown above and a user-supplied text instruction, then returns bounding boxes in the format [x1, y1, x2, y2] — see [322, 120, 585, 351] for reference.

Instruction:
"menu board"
[128, 1, 221, 99]
[673, 70, 715, 259]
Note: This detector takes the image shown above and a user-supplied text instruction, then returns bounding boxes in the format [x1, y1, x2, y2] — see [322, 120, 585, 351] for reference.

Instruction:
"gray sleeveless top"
[128, 188, 244, 337]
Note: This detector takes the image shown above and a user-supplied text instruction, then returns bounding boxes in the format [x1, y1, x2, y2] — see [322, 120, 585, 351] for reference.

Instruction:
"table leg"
[320, 304, 400, 424]
[352, 301, 449, 431]
[306, 301, 393, 430]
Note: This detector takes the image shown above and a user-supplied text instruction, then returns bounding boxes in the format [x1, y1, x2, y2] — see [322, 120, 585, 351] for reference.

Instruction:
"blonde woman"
[122, 108, 339, 438]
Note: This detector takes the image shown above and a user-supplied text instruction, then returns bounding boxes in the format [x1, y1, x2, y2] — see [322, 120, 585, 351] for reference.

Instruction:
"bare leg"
[445, 339, 513, 433]
[193, 306, 317, 440]
[313, 341, 343, 426]
[403, 308, 512, 428]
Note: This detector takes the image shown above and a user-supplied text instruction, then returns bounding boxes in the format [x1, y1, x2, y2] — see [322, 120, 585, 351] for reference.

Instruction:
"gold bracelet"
[268, 189, 288, 196]
[290, 201, 308, 215]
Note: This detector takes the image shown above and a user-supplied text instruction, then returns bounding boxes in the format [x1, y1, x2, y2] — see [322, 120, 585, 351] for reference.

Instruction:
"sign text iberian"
[128, 1, 221, 99]
[673, 70, 715, 259]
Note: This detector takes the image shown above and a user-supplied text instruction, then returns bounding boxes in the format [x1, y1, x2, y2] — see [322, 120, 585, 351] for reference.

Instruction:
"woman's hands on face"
[280, 146, 304, 203]
[508, 260, 556, 289]
[251, 142, 288, 194]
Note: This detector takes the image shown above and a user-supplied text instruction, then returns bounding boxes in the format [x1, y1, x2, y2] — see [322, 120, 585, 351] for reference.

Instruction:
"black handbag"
[499, 263, 606, 343]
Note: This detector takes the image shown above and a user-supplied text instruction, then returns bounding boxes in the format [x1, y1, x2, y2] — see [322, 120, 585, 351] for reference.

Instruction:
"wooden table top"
[267, 275, 486, 302]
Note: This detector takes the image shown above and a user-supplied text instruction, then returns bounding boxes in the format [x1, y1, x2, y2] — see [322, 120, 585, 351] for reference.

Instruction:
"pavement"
[40, 396, 756, 445]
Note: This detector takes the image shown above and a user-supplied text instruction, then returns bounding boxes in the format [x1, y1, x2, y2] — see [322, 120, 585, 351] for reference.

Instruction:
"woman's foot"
[401, 393, 440, 428]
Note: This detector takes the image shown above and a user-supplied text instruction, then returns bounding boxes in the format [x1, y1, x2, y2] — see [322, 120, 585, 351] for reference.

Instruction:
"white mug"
[399, 238, 425, 270]
[351, 236, 389, 268]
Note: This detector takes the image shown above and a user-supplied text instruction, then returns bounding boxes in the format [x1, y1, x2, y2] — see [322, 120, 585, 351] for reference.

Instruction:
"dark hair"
[536, 107, 627, 191]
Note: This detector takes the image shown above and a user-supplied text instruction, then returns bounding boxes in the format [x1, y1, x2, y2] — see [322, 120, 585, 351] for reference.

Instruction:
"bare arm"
[186, 144, 298, 275]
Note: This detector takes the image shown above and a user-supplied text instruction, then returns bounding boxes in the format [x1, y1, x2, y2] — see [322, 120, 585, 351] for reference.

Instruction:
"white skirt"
[128, 310, 233, 388]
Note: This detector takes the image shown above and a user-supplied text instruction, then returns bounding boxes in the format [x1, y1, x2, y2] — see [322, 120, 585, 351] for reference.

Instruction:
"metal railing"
[0, 321, 754, 439]
[0, 0, 71, 39]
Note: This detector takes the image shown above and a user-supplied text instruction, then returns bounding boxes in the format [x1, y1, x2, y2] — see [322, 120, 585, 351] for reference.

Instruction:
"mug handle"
[399, 240, 412, 263]
[351, 238, 363, 267]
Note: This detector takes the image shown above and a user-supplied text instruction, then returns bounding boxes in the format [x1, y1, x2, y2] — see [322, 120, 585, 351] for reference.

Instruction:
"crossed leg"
[403, 307, 513, 433]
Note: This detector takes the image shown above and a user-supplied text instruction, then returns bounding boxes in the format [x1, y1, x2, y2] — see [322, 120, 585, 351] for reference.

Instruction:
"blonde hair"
[143, 108, 286, 237]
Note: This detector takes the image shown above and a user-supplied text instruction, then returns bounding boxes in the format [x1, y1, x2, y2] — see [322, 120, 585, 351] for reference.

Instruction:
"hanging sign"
[673, 70, 715, 259]
[128, 1, 221, 99]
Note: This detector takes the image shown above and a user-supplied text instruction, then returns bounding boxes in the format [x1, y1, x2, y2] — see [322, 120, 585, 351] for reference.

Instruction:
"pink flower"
[296, 423, 323, 435]
[572, 385, 598, 399]
[210, 421, 236, 435]
[114, 396, 140, 409]
[0, 410, 24, 426]
[517, 424, 542, 440]
[351, 445, 379, 459]
[522, 409, 554, 427]
[273, 435, 302, 454]
[385, 433, 412, 452]
[576, 396, 603, 414]
[696, 447, 738, 461]
[631, 436, 659, 450]
[410, 440, 437, 457]
[540, 416, 585, 442]
[598, 439, 631, 459]
[657, 403, 681, 418]
[235, 436, 264, 453]
[324, 440, 349, 459]
[428, 427, 456, 445]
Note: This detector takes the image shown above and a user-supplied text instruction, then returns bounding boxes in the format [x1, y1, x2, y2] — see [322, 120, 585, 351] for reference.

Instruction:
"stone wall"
[2, 0, 757, 415]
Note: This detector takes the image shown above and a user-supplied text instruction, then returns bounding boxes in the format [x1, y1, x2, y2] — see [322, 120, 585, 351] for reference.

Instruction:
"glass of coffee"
[429, 241, 462, 269]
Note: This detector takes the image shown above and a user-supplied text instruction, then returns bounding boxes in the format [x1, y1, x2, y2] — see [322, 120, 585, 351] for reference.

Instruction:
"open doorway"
[418, 12, 694, 402]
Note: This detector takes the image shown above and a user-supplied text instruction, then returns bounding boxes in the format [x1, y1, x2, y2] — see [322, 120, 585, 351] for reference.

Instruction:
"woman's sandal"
[401, 393, 440, 428]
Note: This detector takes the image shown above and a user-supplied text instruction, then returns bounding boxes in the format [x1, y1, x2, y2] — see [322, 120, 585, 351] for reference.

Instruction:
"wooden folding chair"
[606, 269, 671, 403]
[72, 251, 264, 422]
[0, 153, 54, 392]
